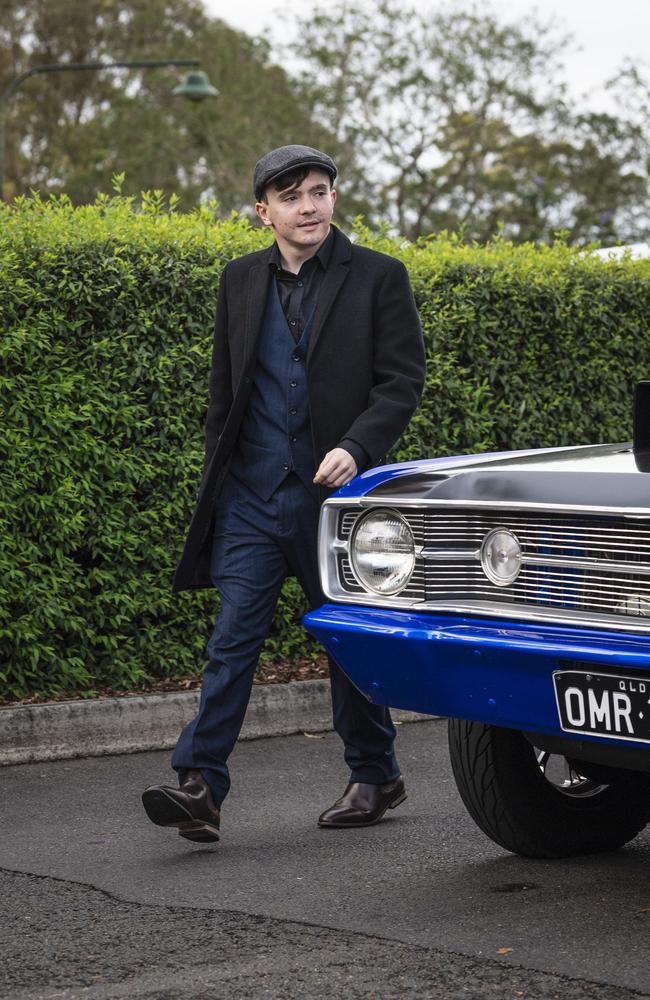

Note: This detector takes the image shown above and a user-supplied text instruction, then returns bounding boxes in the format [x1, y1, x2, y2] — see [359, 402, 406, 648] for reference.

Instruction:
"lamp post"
[0, 59, 219, 200]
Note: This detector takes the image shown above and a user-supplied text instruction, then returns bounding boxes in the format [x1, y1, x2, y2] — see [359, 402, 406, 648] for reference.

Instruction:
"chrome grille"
[339, 555, 364, 593]
[335, 506, 650, 627]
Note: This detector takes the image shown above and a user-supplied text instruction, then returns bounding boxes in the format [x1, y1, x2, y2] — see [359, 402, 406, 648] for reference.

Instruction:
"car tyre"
[448, 718, 650, 858]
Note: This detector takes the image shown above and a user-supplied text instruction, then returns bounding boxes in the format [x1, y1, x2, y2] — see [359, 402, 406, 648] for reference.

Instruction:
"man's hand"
[313, 448, 358, 488]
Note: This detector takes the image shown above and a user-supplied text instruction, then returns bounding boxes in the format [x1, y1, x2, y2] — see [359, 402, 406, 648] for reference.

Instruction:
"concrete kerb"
[0, 680, 432, 766]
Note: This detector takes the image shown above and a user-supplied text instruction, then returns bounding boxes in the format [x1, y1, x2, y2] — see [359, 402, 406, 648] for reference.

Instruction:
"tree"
[288, 0, 650, 244]
[0, 0, 338, 210]
[602, 61, 650, 241]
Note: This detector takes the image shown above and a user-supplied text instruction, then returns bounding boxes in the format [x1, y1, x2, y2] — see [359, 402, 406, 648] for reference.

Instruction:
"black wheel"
[448, 718, 650, 858]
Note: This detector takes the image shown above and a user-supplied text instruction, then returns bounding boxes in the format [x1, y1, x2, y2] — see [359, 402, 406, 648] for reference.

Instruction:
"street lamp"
[0, 59, 219, 200]
[173, 70, 219, 101]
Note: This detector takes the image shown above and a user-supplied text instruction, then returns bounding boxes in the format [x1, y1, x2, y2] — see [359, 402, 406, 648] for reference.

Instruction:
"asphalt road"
[2, 719, 650, 999]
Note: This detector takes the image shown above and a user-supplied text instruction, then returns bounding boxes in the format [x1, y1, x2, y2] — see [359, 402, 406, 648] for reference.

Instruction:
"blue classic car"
[304, 384, 650, 858]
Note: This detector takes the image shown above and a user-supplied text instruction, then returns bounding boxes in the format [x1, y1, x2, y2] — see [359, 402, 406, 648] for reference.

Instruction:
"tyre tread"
[448, 718, 650, 859]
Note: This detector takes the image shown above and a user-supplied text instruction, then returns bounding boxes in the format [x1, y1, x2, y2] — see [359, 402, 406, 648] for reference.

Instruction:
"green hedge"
[2, 194, 650, 701]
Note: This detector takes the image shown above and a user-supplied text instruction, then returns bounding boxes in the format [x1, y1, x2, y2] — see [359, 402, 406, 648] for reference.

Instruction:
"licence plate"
[553, 669, 650, 744]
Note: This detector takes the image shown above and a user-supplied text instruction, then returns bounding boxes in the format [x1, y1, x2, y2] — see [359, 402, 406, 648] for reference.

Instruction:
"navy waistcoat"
[229, 279, 317, 501]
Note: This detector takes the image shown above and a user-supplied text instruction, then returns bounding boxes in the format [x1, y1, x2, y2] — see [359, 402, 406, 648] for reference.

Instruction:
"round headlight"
[350, 509, 415, 595]
[480, 528, 522, 587]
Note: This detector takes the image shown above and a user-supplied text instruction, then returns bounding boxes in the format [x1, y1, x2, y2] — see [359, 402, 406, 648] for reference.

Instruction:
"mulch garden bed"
[1, 656, 330, 707]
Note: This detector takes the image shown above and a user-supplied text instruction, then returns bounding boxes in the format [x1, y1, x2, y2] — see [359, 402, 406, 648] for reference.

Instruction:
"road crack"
[3, 867, 648, 1000]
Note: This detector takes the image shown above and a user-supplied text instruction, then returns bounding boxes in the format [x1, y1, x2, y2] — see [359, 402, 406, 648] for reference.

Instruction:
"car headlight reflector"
[350, 509, 415, 595]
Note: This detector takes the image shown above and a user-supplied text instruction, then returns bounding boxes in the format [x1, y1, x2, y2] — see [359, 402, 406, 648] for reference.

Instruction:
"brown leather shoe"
[317, 777, 407, 828]
[142, 771, 221, 843]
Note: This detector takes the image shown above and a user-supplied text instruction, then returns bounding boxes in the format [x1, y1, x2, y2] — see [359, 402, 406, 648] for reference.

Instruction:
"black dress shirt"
[268, 227, 334, 341]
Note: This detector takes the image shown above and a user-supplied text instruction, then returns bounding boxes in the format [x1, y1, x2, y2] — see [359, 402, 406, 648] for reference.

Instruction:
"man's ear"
[255, 201, 273, 227]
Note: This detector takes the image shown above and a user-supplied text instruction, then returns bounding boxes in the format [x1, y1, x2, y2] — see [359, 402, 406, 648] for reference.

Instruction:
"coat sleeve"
[337, 260, 426, 464]
[202, 264, 233, 476]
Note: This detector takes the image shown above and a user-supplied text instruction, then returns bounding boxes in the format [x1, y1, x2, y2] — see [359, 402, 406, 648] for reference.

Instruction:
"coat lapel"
[307, 228, 352, 363]
[243, 258, 273, 374]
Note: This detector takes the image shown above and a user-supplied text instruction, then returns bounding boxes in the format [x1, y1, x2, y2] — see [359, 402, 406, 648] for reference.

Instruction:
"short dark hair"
[260, 165, 330, 202]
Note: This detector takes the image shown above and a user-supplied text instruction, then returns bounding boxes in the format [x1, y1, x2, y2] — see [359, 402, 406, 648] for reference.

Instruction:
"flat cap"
[254, 144, 337, 200]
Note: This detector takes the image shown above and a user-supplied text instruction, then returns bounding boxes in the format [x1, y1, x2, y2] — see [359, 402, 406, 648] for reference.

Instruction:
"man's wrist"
[338, 439, 368, 473]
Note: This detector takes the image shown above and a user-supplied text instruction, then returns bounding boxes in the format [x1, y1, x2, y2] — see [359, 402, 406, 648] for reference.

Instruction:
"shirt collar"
[269, 226, 334, 274]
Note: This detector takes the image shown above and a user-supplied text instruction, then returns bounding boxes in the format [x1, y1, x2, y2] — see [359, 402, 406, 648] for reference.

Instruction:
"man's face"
[255, 169, 336, 253]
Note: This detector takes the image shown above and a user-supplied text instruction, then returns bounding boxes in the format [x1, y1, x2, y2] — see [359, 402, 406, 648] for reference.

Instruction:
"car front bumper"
[303, 605, 650, 749]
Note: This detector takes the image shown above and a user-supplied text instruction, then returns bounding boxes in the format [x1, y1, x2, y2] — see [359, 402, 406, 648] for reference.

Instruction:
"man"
[142, 144, 426, 844]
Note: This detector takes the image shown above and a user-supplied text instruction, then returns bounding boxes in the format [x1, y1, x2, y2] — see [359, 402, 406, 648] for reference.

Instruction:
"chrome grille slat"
[517, 568, 650, 587]
[423, 530, 650, 546]
[426, 574, 650, 593]
[425, 519, 650, 530]
[425, 582, 643, 604]
[424, 523, 650, 538]
[525, 544, 650, 556]
[504, 534, 650, 549]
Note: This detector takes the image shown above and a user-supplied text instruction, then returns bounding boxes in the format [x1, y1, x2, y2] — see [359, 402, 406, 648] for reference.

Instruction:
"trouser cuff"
[349, 763, 401, 785]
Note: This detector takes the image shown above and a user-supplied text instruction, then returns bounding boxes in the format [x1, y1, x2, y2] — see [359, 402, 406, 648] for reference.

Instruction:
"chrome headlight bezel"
[349, 508, 416, 596]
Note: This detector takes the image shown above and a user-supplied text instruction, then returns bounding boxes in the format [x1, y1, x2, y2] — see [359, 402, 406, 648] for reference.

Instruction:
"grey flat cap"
[254, 144, 337, 200]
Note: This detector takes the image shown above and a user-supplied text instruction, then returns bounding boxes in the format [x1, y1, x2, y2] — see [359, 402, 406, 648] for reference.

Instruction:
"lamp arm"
[0, 59, 201, 105]
[0, 58, 201, 200]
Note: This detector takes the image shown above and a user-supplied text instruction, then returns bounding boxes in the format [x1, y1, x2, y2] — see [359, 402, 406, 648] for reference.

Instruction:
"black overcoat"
[172, 226, 425, 592]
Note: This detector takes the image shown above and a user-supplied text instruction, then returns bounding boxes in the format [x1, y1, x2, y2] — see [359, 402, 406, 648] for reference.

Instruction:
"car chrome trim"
[344, 497, 650, 515]
[323, 495, 650, 517]
[316, 587, 650, 633]
[319, 500, 650, 632]
[417, 547, 650, 577]
[421, 548, 481, 561]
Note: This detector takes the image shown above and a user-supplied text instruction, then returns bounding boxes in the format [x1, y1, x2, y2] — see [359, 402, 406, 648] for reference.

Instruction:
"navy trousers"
[171, 472, 399, 806]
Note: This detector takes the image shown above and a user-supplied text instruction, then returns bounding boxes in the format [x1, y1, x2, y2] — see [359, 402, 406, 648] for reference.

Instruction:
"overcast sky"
[202, 0, 649, 108]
